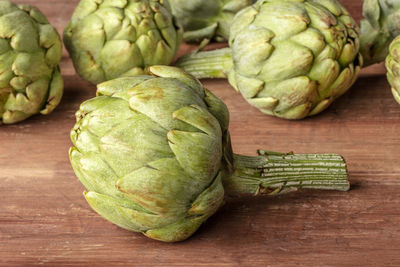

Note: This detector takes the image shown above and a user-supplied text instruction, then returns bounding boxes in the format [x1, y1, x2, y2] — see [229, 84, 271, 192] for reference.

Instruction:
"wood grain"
[1, 0, 400, 266]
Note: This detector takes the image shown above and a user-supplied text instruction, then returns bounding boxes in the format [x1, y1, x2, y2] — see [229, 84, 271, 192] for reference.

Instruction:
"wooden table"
[1, 1, 399, 266]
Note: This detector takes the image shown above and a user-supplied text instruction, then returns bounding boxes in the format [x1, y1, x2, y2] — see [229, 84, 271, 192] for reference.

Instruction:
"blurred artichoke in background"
[360, 0, 400, 67]
[64, 0, 182, 85]
[386, 36, 400, 104]
[70, 65, 349, 242]
[0, 1, 63, 124]
[169, 0, 253, 43]
[177, 0, 362, 120]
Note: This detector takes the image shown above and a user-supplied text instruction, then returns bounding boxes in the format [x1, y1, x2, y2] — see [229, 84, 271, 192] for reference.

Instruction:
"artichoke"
[176, 0, 363, 120]
[0, 1, 63, 124]
[69, 65, 349, 242]
[360, 0, 400, 67]
[169, 0, 253, 43]
[386, 36, 400, 104]
[63, 0, 182, 85]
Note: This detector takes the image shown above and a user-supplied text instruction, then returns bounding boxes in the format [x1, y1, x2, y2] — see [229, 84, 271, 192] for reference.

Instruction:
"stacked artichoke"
[64, 0, 183, 85]
[0, 1, 63, 124]
[177, 0, 363, 119]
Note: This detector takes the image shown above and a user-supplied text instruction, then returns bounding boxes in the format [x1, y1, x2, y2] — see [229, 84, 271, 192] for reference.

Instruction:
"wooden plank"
[1, 0, 400, 266]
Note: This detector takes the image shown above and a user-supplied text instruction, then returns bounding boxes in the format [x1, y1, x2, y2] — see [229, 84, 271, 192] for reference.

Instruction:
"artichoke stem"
[215, 19, 231, 42]
[225, 150, 350, 196]
[175, 47, 233, 79]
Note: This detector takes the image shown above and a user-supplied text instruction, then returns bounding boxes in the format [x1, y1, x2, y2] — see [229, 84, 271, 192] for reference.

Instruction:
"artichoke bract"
[0, 1, 63, 124]
[169, 0, 253, 43]
[176, 0, 363, 120]
[70, 65, 350, 242]
[360, 0, 400, 67]
[386, 36, 400, 104]
[64, 0, 182, 85]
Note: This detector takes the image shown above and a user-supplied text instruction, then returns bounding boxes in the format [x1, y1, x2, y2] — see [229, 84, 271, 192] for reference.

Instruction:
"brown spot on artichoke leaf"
[87, 51, 97, 66]
[0, 87, 12, 95]
[167, 137, 175, 145]
[145, 164, 159, 171]
[117, 186, 170, 215]
[283, 91, 312, 107]
[131, 86, 165, 101]
[151, 86, 164, 98]
[46, 96, 55, 103]
[318, 11, 337, 28]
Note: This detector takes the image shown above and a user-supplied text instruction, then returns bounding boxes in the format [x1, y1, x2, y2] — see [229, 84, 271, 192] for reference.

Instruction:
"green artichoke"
[0, 1, 63, 124]
[386, 36, 400, 104]
[176, 0, 363, 120]
[64, 0, 182, 85]
[70, 65, 349, 242]
[169, 0, 253, 43]
[360, 0, 400, 67]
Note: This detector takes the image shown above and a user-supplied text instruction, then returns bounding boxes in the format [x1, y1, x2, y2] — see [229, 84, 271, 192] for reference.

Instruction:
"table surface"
[1, 1, 400, 266]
